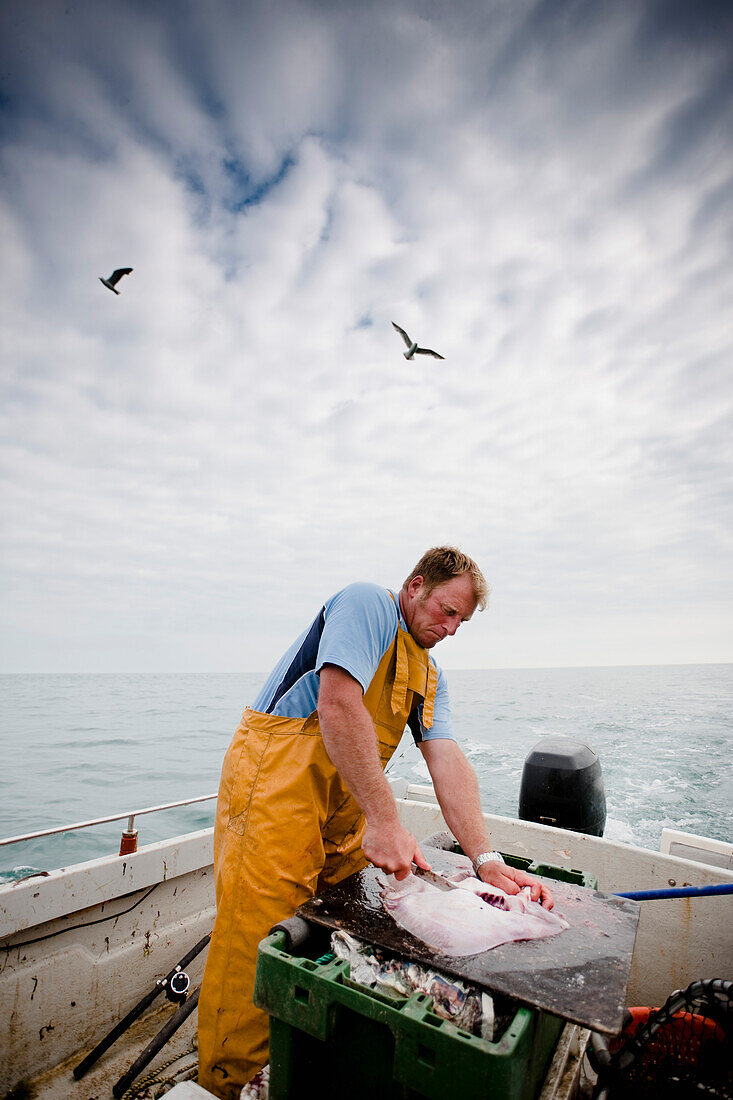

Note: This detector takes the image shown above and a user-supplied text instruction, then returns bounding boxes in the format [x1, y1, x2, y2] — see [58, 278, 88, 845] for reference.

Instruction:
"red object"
[606, 1006, 730, 1097]
[620, 1005, 726, 1047]
[119, 831, 138, 855]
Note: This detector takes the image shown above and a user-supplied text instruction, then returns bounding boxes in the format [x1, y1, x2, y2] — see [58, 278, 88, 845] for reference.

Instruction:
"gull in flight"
[99, 268, 133, 295]
[392, 322, 444, 360]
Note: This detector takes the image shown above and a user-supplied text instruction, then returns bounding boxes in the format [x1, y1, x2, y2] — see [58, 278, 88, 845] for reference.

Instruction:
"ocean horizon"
[2, 663, 731, 882]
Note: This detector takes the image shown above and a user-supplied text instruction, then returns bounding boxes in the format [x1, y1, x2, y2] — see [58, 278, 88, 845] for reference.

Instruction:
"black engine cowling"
[518, 737, 606, 836]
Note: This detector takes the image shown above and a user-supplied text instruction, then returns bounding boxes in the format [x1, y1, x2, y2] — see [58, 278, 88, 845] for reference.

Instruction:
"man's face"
[401, 573, 477, 649]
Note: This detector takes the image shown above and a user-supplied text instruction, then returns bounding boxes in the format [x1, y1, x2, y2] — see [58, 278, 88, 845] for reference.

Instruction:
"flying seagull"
[392, 321, 444, 360]
[99, 268, 133, 295]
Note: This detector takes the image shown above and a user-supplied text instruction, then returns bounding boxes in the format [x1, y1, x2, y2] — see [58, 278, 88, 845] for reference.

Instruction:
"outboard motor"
[518, 738, 606, 836]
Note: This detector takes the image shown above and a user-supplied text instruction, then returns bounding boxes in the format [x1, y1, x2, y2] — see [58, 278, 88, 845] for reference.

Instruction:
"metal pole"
[73, 934, 210, 1079]
[614, 883, 733, 901]
[112, 986, 200, 1099]
[0, 793, 217, 848]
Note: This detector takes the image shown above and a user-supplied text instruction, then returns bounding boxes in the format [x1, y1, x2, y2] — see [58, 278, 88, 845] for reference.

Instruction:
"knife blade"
[412, 866, 458, 892]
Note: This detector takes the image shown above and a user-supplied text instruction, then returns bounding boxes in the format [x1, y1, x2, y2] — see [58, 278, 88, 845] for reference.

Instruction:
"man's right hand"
[362, 820, 431, 880]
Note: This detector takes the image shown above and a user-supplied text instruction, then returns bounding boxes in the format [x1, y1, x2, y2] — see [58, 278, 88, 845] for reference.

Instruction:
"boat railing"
[0, 778, 422, 859]
[0, 793, 218, 855]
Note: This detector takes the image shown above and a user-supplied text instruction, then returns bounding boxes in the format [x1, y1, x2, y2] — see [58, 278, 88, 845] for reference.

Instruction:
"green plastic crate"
[254, 857, 597, 1100]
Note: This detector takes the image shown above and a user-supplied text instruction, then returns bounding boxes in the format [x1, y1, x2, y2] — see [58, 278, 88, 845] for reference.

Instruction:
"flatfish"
[379, 870, 569, 956]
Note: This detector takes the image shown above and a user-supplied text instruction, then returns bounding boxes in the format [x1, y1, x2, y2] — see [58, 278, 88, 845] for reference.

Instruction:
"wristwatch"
[472, 851, 505, 874]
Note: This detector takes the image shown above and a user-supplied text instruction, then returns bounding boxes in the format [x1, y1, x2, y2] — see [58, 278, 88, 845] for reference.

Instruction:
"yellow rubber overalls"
[197, 615, 437, 1099]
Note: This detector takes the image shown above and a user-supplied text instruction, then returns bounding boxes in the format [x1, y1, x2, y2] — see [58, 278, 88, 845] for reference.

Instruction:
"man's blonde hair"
[402, 546, 489, 611]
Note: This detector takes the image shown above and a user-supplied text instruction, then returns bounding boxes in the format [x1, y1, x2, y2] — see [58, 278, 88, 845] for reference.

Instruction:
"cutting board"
[297, 849, 640, 1034]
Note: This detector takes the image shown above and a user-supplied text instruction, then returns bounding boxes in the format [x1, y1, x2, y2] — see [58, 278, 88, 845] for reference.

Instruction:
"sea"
[1, 665, 732, 883]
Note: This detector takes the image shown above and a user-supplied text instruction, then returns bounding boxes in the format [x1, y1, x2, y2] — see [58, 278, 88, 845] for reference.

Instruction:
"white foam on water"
[603, 817, 636, 844]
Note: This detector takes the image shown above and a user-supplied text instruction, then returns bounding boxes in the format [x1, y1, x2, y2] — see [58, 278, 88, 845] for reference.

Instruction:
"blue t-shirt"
[252, 583, 454, 742]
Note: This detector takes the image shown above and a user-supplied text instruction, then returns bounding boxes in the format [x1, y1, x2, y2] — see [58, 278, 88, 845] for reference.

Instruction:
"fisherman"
[197, 547, 554, 1097]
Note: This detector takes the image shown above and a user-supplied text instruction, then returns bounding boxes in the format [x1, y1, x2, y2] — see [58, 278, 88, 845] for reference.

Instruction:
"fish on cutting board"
[379, 869, 569, 956]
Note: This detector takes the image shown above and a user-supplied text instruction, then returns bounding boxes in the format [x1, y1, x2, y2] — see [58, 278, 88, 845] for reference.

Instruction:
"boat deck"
[24, 1002, 198, 1100]
[24, 1011, 594, 1100]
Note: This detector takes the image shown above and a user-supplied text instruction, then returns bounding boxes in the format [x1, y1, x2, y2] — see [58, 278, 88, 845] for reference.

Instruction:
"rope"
[118, 1040, 199, 1100]
[385, 738, 416, 775]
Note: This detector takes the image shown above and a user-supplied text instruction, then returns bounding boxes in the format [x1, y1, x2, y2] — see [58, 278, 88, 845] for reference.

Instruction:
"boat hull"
[1, 786, 731, 1096]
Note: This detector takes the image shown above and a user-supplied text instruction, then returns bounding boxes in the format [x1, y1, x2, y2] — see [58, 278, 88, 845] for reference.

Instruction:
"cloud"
[0, 0, 731, 671]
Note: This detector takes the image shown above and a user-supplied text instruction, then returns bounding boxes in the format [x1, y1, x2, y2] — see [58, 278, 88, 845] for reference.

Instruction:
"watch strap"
[472, 850, 505, 873]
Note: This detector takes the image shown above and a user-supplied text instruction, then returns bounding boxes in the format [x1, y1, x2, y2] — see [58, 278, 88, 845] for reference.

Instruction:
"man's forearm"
[422, 739, 555, 906]
[318, 688, 399, 827]
[427, 744, 493, 860]
[317, 664, 430, 878]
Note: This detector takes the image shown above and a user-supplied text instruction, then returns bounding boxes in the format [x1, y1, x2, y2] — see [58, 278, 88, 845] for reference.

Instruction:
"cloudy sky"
[1, 0, 732, 673]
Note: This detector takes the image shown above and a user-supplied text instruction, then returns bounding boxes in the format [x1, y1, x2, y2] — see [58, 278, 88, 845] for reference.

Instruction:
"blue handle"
[614, 883, 733, 901]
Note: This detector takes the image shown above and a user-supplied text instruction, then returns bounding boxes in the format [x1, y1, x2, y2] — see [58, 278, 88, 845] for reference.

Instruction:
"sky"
[1, 0, 732, 674]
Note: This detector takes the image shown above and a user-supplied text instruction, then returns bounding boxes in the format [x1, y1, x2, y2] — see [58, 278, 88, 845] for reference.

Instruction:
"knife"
[412, 866, 458, 892]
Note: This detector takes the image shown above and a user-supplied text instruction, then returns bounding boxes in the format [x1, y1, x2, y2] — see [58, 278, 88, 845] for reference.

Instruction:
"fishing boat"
[2, 775, 731, 1100]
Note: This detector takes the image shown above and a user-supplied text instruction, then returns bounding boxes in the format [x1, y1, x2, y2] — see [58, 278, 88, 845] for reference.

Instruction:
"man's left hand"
[477, 860, 554, 909]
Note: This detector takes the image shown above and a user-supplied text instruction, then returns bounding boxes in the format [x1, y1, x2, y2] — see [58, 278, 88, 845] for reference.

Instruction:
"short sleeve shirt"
[252, 582, 454, 742]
